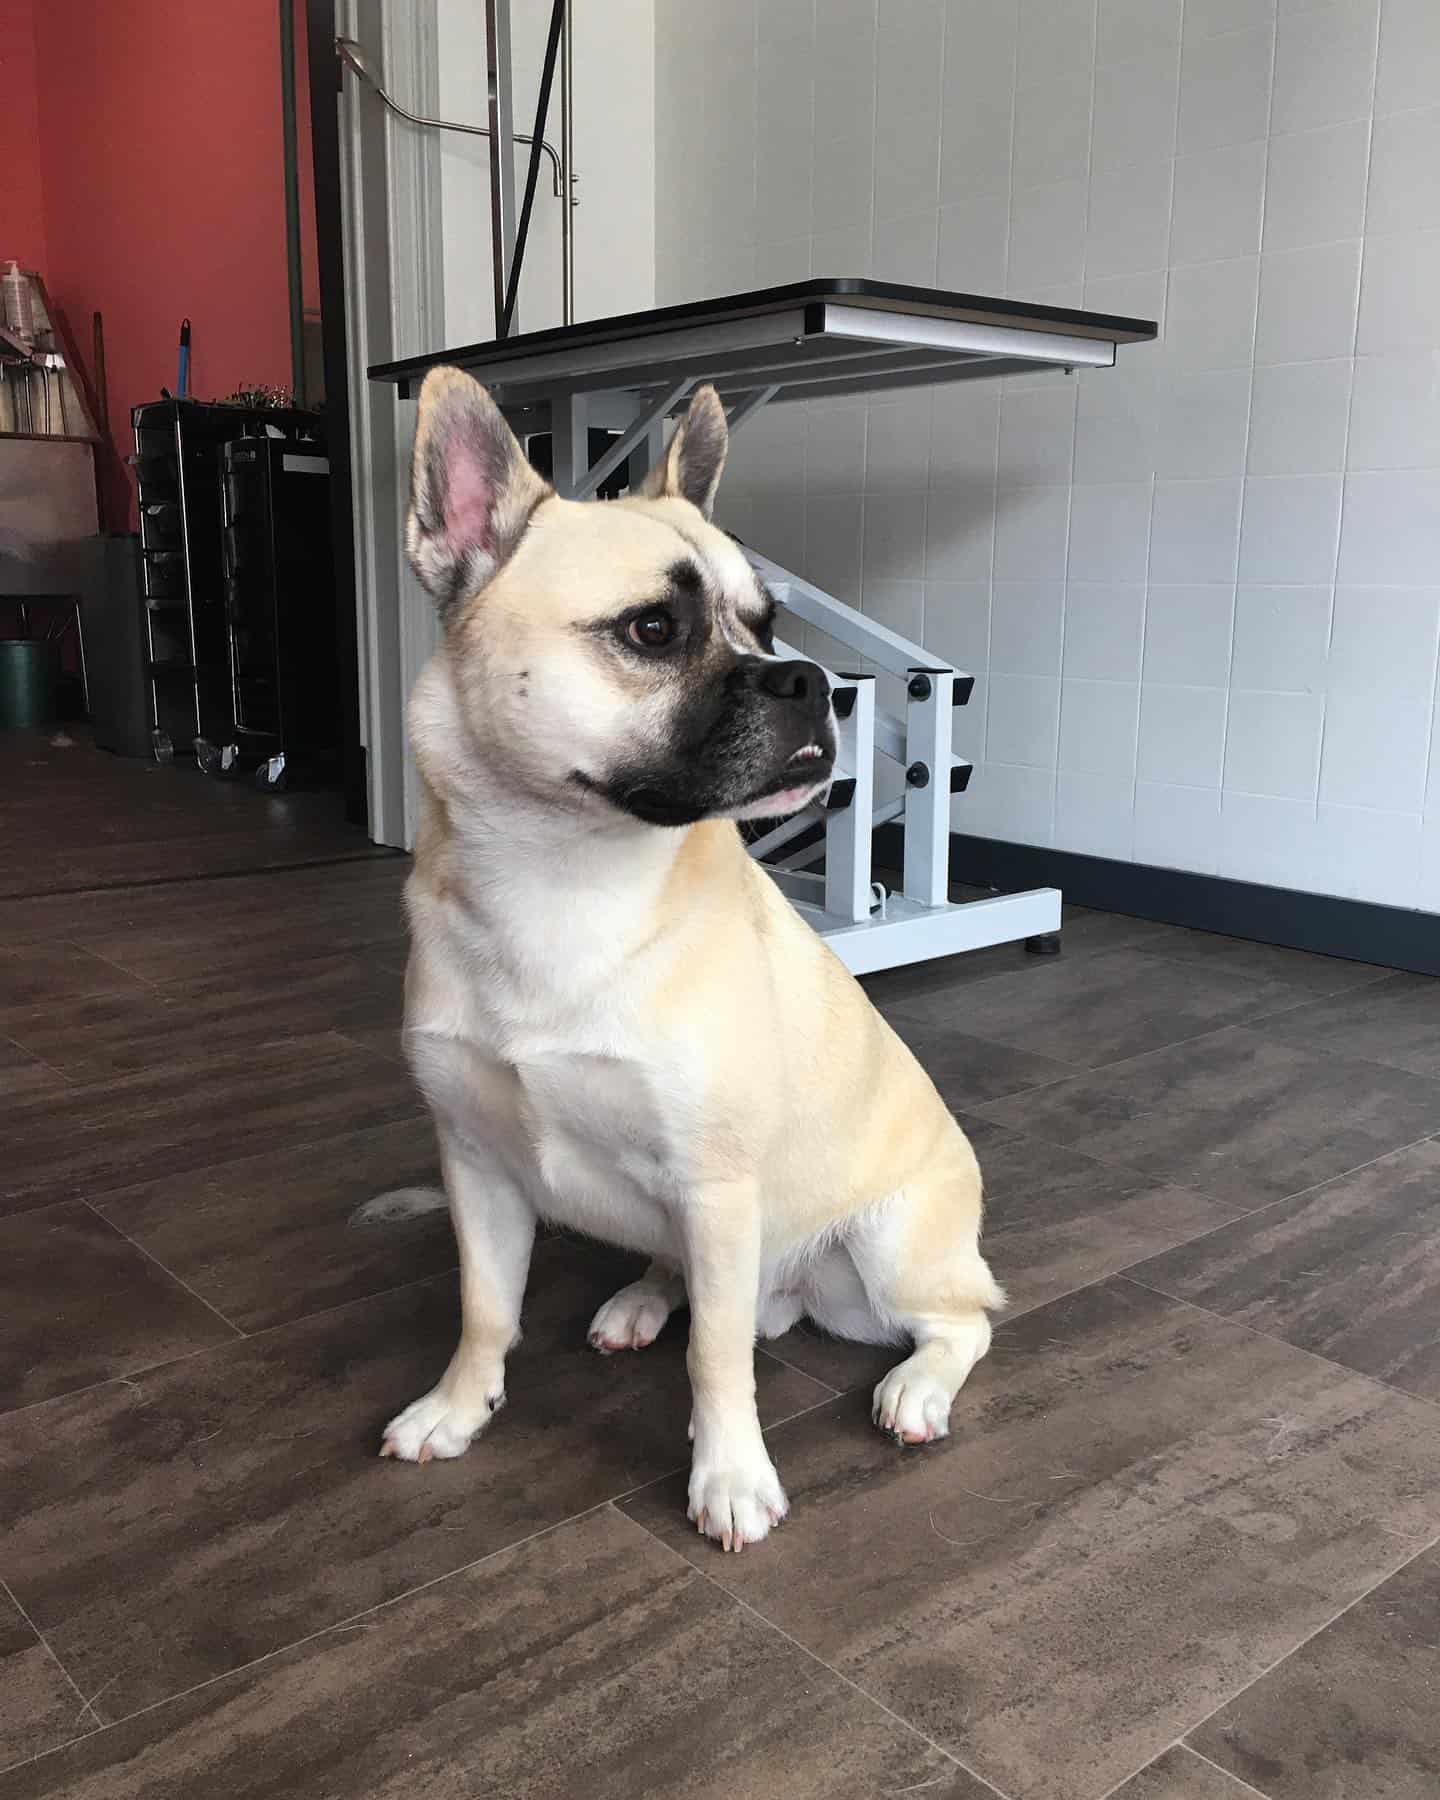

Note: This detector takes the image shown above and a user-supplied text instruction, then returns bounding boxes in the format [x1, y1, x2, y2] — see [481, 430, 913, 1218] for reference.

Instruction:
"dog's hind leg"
[871, 1304, 995, 1446]
[799, 1243, 906, 1345]
[588, 1260, 686, 1352]
[851, 1159, 1004, 1447]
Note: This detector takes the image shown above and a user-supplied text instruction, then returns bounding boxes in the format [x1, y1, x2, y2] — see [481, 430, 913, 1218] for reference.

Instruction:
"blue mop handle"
[177, 318, 190, 398]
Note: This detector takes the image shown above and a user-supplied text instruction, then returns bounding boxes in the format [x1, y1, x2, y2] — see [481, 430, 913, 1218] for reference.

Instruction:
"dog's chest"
[417, 995, 694, 1248]
[409, 869, 707, 1244]
[521, 1051, 688, 1224]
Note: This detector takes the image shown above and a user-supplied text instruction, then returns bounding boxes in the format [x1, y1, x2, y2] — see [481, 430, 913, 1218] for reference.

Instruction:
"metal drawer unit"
[130, 399, 326, 761]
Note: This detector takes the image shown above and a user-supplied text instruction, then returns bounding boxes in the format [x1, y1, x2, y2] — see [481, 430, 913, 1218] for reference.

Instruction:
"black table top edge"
[367, 277, 1159, 386]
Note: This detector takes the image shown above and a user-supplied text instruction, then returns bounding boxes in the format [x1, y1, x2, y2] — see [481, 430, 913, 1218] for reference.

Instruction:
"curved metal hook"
[335, 36, 567, 200]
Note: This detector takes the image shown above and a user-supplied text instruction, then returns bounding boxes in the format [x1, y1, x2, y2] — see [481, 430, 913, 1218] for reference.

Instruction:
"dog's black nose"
[756, 658, 830, 713]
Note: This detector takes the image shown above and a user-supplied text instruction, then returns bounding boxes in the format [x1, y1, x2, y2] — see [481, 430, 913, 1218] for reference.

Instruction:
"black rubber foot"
[1025, 932, 1062, 956]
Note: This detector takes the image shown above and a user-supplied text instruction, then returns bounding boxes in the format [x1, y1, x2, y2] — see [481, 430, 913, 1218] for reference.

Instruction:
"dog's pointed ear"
[644, 384, 728, 516]
[405, 366, 550, 611]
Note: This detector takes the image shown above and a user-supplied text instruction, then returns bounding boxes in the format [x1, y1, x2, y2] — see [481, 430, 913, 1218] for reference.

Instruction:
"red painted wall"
[0, 0, 49, 271]
[27, 0, 295, 526]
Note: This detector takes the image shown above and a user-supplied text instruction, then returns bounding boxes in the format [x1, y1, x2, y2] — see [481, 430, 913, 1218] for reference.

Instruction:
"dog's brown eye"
[628, 611, 676, 649]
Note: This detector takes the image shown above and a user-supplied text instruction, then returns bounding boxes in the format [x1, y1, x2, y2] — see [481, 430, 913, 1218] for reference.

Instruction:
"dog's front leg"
[681, 1181, 787, 1551]
[380, 1136, 535, 1463]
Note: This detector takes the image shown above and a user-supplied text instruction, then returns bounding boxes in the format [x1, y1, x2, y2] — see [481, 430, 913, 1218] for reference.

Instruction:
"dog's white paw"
[873, 1363, 953, 1446]
[379, 1384, 502, 1463]
[687, 1446, 788, 1552]
[588, 1281, 674, 1354]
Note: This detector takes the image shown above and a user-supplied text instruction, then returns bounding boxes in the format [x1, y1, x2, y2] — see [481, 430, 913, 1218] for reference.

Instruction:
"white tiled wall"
[655, 0, 1440, 912]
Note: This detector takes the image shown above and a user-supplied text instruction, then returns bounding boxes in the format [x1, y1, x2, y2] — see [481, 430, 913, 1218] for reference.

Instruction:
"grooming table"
[369, 279, 1157, 975]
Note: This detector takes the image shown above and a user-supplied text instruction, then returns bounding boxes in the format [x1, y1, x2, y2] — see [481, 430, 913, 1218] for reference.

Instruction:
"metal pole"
[485, 0, 518, 334]
[560, 0, 575, 325]
[278, 0, 305, 400]
[547, 391, 591, 497]
[902, 669, 955, 907]
[826, 677, 875, 923]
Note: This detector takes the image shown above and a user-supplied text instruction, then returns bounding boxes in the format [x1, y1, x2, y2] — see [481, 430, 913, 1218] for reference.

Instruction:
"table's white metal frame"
[370, 285, 1156, 973]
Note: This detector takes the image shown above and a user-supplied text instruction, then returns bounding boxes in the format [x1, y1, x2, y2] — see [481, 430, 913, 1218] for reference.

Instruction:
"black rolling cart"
[215, 436, 339, 789]
[130, 399, 327, 769]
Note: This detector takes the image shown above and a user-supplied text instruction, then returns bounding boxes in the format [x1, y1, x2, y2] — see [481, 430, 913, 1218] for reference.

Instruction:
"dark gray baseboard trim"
[872, 824, 1439, 978]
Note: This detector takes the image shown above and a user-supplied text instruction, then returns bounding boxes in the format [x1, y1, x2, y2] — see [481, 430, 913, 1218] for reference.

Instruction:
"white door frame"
[337, 0, 445, 848]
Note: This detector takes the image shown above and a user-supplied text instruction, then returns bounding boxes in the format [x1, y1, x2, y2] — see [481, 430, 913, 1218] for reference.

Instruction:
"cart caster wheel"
[255, 754, 287, 792]
[195, 737, 240, 778]
[1025, 932, 1062, 956]
[150, 729, 174, 765]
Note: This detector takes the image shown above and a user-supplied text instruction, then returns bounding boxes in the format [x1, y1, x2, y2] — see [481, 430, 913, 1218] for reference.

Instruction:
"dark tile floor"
[2, 743, 1439, 1798]
[0, 731, 388, 900]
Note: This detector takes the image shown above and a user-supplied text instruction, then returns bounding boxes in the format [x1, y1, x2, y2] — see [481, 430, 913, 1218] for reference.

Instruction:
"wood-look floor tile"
[0, 1590, 92, 1775]
[96, 1119, 451, 1332]
[622, 1278, 1440, 1800]
[0, 1239, 831, 1722]
[0, 1204, 237, 1413]
[1107, 1745, 1271, 1798]
[71, 890, 409, 985]
[0, 992, 179, 1084]
[860, 916, 1348, 1047]
[0, 1508, 995, 1798]
[1050, 906, 1178, 954]
[885, 1013, 1080, 1108]
[0, 1032, 422, 1217]
[28, 836, 382, 898]
[1127, 1137, 1440, 1400]
[978, 1121, 1241, 1307]
[0, 1041, 64, 1101]
[72, 922, 410, 988]
[336, 1022, 407, 1064]
[859, 904, 1167, 1013]
[0, 851, 406, 966]
[1137, 932, 1386, 999]
[977, 1027, 1440, 1208]
[890, 949, 1328, 1070]
[0, 955, 405, 1083]
[9, 728, 1434, 1796]
[0, 735, 386, 901]
[1253, 972, 1440, 1080]
[1189, 1543, 1440, 1799]
[0, 946, 151, 1011]
[157, 951, 405, 1034]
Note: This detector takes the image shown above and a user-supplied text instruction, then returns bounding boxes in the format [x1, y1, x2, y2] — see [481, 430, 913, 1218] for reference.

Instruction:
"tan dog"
[381, 368, 1003, 1550]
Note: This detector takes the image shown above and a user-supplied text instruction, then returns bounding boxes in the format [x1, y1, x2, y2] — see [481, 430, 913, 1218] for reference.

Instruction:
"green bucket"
[0, 639, 60, 731]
